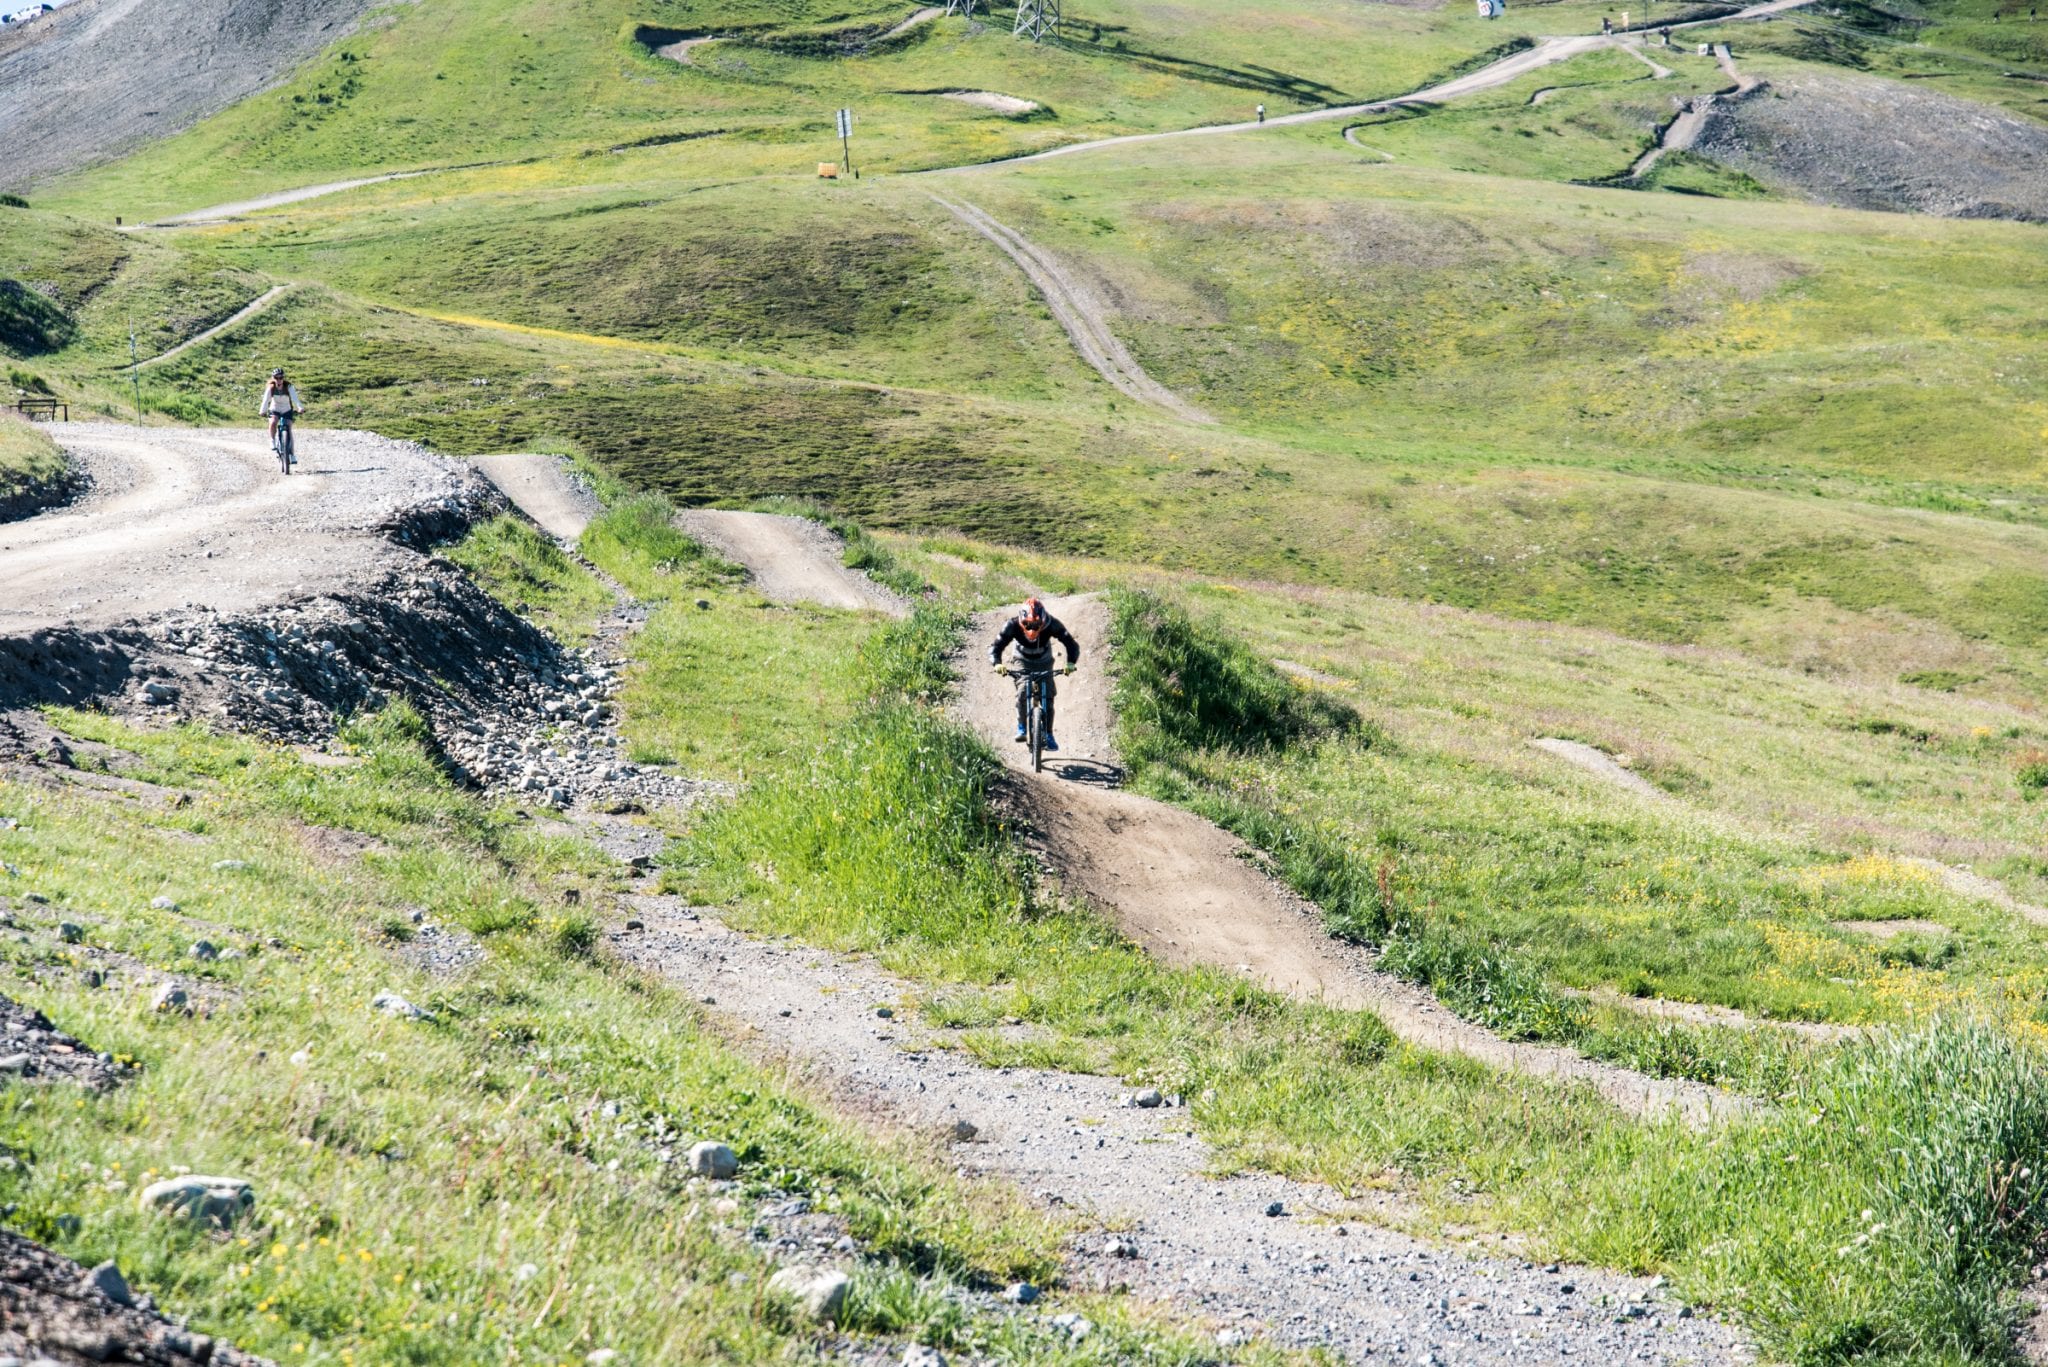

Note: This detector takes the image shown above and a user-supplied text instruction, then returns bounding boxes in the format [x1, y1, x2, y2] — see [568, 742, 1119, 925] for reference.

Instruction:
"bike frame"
[1010, 669, 1053, 772]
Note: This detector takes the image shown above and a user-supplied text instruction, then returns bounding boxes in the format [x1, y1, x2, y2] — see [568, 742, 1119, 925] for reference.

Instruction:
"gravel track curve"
[959, 597, 1740, 1122]
[0, 422, 479, 635]
[612, 901, 1753, 1365]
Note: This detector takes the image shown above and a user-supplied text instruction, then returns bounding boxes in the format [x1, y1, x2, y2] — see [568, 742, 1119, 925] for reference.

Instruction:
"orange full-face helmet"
[1019, 597, 1047, 643]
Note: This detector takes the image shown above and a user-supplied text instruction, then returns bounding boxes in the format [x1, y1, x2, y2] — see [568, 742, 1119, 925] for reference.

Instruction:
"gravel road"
[612, 902, 1753, 1365]
[0, 423, 481, 635]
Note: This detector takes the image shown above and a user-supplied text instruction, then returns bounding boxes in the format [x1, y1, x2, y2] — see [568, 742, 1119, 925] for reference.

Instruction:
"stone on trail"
[371, 990, 431, 1021]
[80, 1260, 133, 1307]
[189, 940, 219, 961]
[687, 1140, 738, 1179]
[1265, 1201, 1286, 1218]
[0, 1053, 33, 1074]
[901, 1348, 948, 1367]
[1123, 1087, 1164, 1109]
[1104, 1235, 1139, 1259]
[140, 1175, 254, 1226]
[1003, 1281, 1039, 1304]
[151, 983, 190, 1013]
[58, 923, 83, 944]
[149, 896, 179, 911]
[766, 1264, 850, 1323]
[946, 1118, 978, 1142]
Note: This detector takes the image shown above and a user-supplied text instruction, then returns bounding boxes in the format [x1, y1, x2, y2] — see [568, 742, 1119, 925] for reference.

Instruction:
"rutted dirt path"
[147, 170, 445, 226]
[612, 901, 1751, 1365]
[1530, 737, 1670, 803]
[928, 193, 1215, 424]
[133, 284, 294, 369]
[1626, 43, 1753, 179]
[957, 597, 1739, 1122]
[673, 509, 910, 615]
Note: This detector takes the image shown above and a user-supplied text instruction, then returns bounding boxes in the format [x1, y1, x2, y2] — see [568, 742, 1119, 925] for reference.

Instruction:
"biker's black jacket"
[989, 613, 1080, 674]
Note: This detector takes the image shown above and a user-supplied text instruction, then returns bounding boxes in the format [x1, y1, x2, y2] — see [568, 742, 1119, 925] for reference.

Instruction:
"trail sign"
[835, 107, 855, 177]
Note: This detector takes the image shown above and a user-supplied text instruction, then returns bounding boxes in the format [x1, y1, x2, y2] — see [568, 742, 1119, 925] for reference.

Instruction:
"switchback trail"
[0, 423, 477, 634]
[1626, 43, 1756, 178]
[960, 597, 1739, 1122]
[133, 284, 293, 369]
[928, 193, 1214, 424]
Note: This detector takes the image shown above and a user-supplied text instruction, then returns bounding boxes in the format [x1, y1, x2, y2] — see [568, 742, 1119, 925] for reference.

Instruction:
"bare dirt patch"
[1691, 66, 2048, 220]
[937, 90, 1043, 115]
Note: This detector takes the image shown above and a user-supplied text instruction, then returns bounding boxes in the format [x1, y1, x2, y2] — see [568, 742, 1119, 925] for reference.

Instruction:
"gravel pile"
[0, 1228, 271, 1366]
[1692, 67, 2048, 220]
[0, 989, 123, 1089]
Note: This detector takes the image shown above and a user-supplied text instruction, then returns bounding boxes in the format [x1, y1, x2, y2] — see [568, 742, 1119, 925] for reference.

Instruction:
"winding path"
[133, 284, 293, 369]
[147, 170, 441, 226]
[960, 596, 1739, 1122]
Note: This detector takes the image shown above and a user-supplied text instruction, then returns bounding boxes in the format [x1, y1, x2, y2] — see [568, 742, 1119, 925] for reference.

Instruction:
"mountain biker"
[259, 368, 302, 451]
[989, 597, 1079, 752]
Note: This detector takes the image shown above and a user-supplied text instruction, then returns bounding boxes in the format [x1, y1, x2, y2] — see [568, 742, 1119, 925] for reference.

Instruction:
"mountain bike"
[270, 412, 296, 474]
[1003, 666, 1069, 774]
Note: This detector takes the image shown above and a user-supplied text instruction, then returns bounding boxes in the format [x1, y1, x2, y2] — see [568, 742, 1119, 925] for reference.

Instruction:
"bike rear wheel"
[1028, 678, 1044, 773]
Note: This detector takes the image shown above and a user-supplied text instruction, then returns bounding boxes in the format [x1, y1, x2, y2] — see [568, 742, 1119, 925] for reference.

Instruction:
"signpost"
[836, 108, 855, 178]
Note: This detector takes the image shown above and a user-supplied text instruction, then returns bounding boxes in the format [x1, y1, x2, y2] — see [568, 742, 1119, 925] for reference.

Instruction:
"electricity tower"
[1013, 0, 1060, 42]
[943, 0, 980, 17]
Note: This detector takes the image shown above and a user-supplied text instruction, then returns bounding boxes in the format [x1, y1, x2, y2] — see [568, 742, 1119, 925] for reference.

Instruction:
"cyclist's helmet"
[271, 368, 286, 378]
[1018, 597, 1047, 643]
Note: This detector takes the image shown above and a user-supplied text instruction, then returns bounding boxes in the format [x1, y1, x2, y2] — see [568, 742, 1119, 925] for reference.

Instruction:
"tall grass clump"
[579, 491, 732, 597]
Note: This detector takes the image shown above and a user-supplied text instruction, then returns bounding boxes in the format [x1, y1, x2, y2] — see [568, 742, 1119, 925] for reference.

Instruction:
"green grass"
[0, 413, 72, 509]
[442, 511, 614, 641]
[0, 700, 1280, 1367]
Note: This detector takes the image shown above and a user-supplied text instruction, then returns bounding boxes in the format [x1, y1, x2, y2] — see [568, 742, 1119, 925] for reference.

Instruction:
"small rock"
[1051, 1312, 1091, 1341]
[189, 941, 219, 962]
[1216, 1327, 1250, 1349]
[212, 860, 249, 872]
[0, 1054, 33, 1075]
[694, 599, 711, 610]
[58, 923, 83, 945]
[623, 919, 644, 932]
[1126, 1087, 1163, 1109]
[1104, 1236, 1139, 1259]
[1560, 1281, 1576, 1294]
[80, 1261, 132, 1307]
[149, 897, 178, 912]
[874, 1006, 894, 1019]
[371, 991, 430, 1021]
[901, 1347, 948, 1367]
[514, 1262, 540, 1283]
[687, 1141, 738, 1180]
[151, 983, 190, 1013]
[289, 1048, 312, 1067]
[766, 1265, 850, 1323]
[1515, 1302, 1542, 1316]
[1003, 1281, 1038, 1304]
[947, 1118, 978, 1142]
[585, 1351, 619, 1365]
[1264, 1201, 1286, 1218]
[139, 1175, 253, 1226]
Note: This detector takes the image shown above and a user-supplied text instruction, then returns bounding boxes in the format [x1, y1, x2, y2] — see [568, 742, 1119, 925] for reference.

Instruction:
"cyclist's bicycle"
[270, 412, 296, 474]
[1003, 665, 1070, 774]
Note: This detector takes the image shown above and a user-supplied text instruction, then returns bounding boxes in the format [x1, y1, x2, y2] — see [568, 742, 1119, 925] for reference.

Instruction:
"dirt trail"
[1904, 858, 2048, 928]
[472, 453, 601, 543]
[958, 597, 1738, 1122]
[1530, 738, 1670, 803]
[928, 193, 1214, 425]
[673, 509, 908, 615]
[654, 35, 719, 63]
[148, 171, 441, 226]
[613, 903, 1750, 1365]
[0, 423, 477, 634]
[881, 4, 943, 37]
[1614, 39, 1673, 79]
[1625, 44, 1753, 179]
[134, 284, 293, 369]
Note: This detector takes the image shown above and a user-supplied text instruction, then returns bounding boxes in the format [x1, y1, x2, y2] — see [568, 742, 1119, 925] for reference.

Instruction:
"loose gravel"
[611, 904, 1754, 1365]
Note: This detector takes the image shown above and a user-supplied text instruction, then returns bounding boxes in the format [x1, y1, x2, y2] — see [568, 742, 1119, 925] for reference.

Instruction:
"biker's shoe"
[1013, 726, 1027, 743]
[1043, 734, 1060, 753]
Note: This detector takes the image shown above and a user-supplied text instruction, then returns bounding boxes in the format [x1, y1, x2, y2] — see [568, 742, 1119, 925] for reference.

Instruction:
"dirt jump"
[673, 509, 908, 616]
[960, 597, 1738, 1122]
[471, 453, 601, 543]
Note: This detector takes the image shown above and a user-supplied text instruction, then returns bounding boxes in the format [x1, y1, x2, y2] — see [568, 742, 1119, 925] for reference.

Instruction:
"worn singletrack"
[133, 284, 294, 369]
[472, 453, 602, 543]
[928, 193, 1213, 424]
[673, 509, 909, 615]
[960, 597, 1739, 1121]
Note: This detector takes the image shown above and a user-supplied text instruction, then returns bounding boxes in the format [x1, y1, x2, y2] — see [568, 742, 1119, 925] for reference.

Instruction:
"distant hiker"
[1257, 103, 1266, 123]
[989, 597, 1079, 752]
[259, 367, 302, 449]
[1601, 14, 1612, 33]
